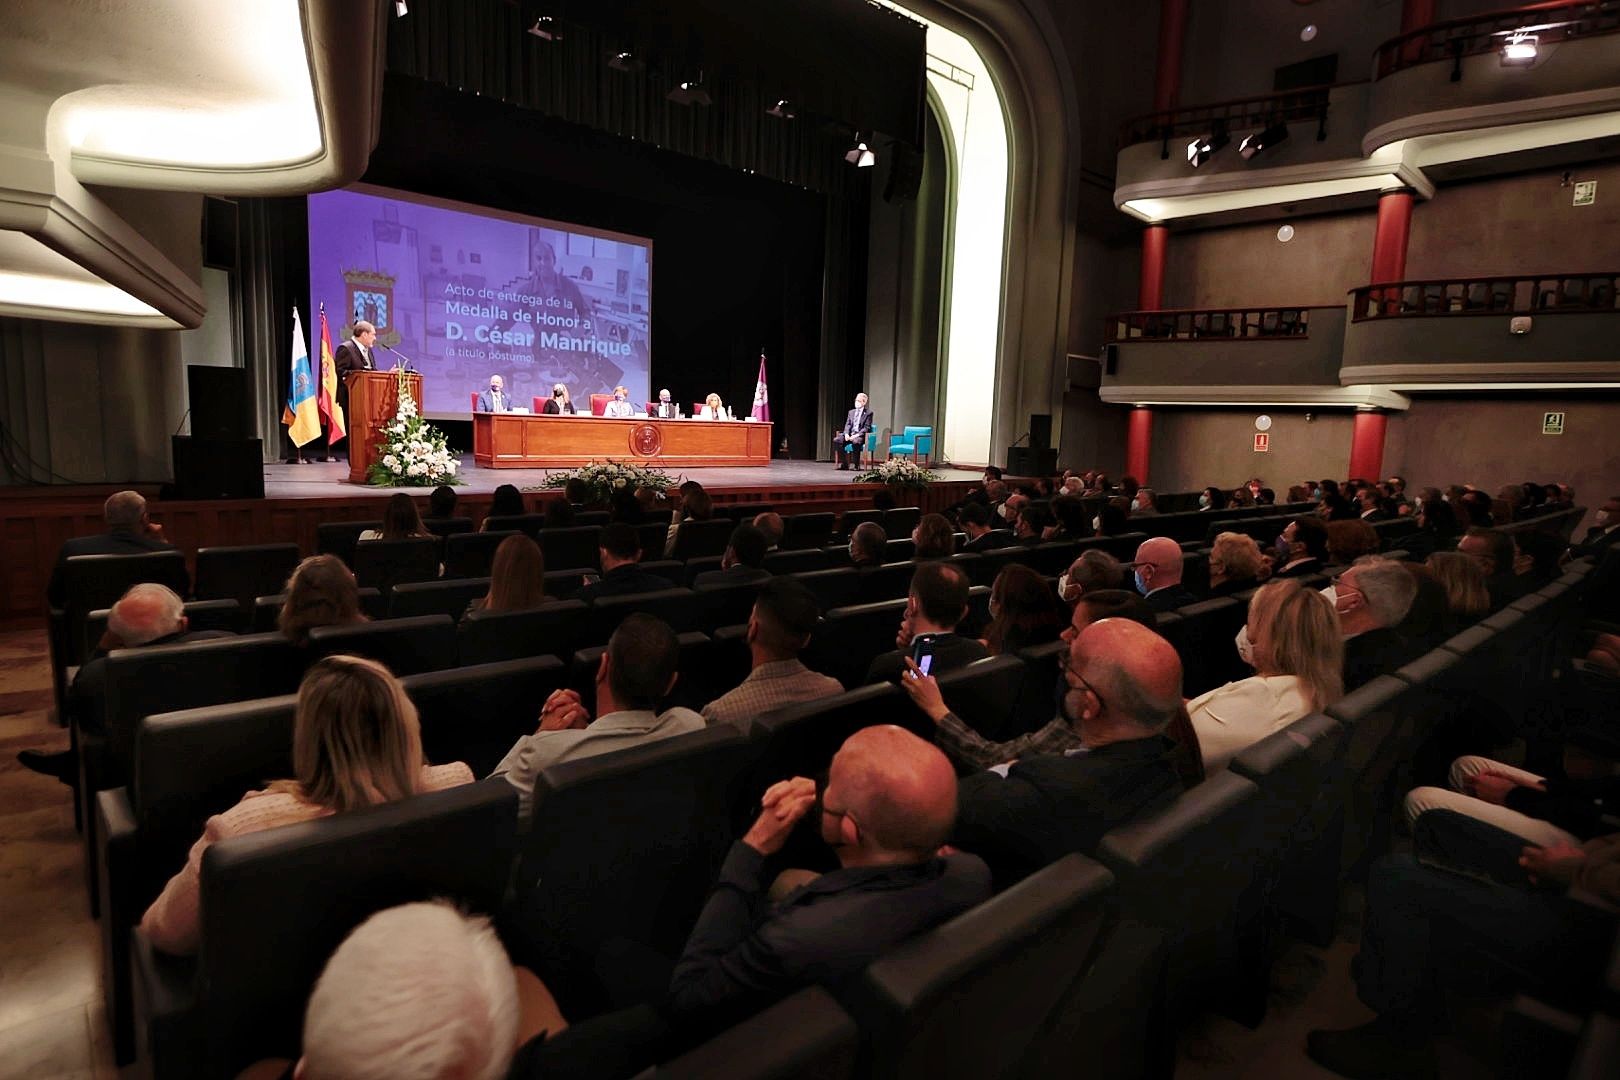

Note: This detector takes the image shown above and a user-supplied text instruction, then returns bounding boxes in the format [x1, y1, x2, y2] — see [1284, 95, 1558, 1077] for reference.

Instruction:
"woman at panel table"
[542, 383, 577, 415]
[699, 393, 726, 420]
[602, 385, 636, 419]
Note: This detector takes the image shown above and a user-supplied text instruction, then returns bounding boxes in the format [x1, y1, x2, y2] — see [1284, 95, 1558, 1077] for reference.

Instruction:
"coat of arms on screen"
[630, 424, 663, 457]
[343, 270, 399, 347]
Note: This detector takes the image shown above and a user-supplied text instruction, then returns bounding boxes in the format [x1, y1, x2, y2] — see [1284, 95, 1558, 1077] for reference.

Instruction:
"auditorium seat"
[542, 567, 590, 600]
[1018, 540, 1082, 577]
[83, 599, 247, 660]
[421, 516, 475, 539]
[585, 587, 703, 646]
[781, 512, 835, 550]
[307, 615, 458, 676]
[838, 508, 884, 538]
[576, 510, 611, 527]
[1095, 771, 1269, 1028]
[931, 655, 1029, 749]
[668, 519, 735, 560]
[541, 525, 603, 571]
[387, 577, 490, 620]
[483, 513, 546, 537]
[806, 597, 909, 687]
[707, 624, 753, 699]
[400, 656, 568, 777]
[1093, 531, 1150, 561]
[1009, 640, 1066, 739]
[836, 854, 1116, 1080]
[193, 544, 301, 611]
[568, 632, 716, 712]
[131, 779, 518, 1079]
[645, 987, 858, 1080]
[458, 599, 587, 665]
[97, 694, 298, 1062]
[883, 537, 917, 562]
[444, 530, 518, 578]
[512, 727, 757, 1014]
[749, 683, 912, 793]
[636, 521, 670, 559]
[787, 567, 861, 611]
[56, 550, 192, 676]
[250, 588, 385, 632]
[693, 579, 766, 628]
[1325, 674, 1421, 875]
[640, 559, 686, 583]
[885, 507, 921, 536]
[967, 546, 1023, 587]
[351, 537, 441, 592]
[858, 561, 918, 602]
[763, 548, 830, 575]
[314, 521, 380, 567]
[1156, 597, 1246, 697]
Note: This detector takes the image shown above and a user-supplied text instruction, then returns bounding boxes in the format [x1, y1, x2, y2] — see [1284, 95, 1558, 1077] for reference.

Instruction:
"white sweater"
[1187, 674, 1314, 773]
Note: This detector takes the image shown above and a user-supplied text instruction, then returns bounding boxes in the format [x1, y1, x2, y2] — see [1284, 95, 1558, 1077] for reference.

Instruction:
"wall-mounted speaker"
[1029, 413, 1052, 450]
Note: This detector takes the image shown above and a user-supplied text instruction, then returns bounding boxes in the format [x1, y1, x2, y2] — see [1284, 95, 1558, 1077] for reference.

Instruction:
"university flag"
[317, 306, 346, 444]
[281, 307, 321, 447]
[751, 352, 770, 422]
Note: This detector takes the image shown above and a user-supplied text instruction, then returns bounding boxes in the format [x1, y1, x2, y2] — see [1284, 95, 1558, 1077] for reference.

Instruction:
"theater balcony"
[1114, 1, 1620, 225]
[1342, 271, 1620, 386]
[1096, 304, 1406, 410]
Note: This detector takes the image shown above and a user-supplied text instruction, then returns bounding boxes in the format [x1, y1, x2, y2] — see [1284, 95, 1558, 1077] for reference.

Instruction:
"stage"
[265, 454, 983, 498]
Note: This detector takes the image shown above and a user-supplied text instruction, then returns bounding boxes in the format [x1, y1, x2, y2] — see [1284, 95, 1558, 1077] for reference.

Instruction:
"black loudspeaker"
[1006, 447, 1057, 476]
[1029, 413, 1052, 450]
[203, 197, 239, 269]
[884, 141, 924, 202]
[188, 365, 251, 440]
[171, 436, 264, 500]
[1103, 343, 1119, 375]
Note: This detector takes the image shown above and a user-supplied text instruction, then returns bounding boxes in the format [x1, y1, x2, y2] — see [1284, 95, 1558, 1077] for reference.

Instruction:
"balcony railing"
[1106, 305, 1333, 342]
[1350, 272, 1620, 320]
[1116, 83, 1358, 150]
[1374, 0, 1620, 79]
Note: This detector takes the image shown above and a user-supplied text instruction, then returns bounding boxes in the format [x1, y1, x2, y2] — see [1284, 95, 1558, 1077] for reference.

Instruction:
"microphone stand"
[379, 342, 418, 373]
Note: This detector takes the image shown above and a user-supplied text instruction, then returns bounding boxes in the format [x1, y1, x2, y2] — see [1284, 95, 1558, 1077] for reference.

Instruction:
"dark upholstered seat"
[307, 614, 458, 677]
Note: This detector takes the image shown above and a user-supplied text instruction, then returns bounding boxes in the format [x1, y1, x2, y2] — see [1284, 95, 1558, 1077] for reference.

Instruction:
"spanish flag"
[317, 307, 346, 443]
[282, 307, 321, 447]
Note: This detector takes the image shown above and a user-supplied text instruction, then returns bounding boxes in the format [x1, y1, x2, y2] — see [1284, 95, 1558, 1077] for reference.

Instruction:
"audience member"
[1394, 563, 1456, 651]
[1457, 488, 1494, 528]
[1457, 526, 1534, 609]
[563, 477, 590, 509]
[693, 524, 771, 588]
[1000, 491, 1029, 528]
[542, 498, 576, 528]
[1094, 501, 1130, 537]
[609, 488, 644, 525]
[360, 492, 433, 541]
[426, 485, 459, 521]
[1398, 495, 1459, 559]
[1131, 487, 1159, 516]
[866, 563, 988, 684]
[663, 485, 715, 557]
[492, 614, 703, 823]
[1208, 532, 1266, 596]
[576, 524, 673, 604]
[752, 512, 784, 551]
[1058, 549, 1125, 603]
[958, 501, 1010, 552]
[47, 490, 182, 606]
[1325, 519, 1380, 567]
[701, 579, 842, 731]
[1425, 551, 1490, 620]
[982, 479, 1009, 520]
[1012, 504, 1049, 546]
[1046, 495, 1089, 540]
[948, 617, 1186, 884]
[912, 512, 956, 559]
[1403, 743, 1620, 848]
[848, 521, 888, 568]
[140, 655, 474, 954]
[1332, 556, 1419, 691]
[1187, 579, 1343, 772]
[981, 564, 1063, 656]
[279, 554, 367, 644]
[1198, 486, 1227, 511]
[1512, 529, 1562, 587]
[485, 484, 526, 525]
[1132, 536, 1198, 612]
[1569, 494, 1620, 559]
[1272, 515, 1329, 577]
[466, 534, 546, 619]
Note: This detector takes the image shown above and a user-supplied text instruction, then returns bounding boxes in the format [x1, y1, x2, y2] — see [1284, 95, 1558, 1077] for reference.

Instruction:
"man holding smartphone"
[865, 563, 987, 685]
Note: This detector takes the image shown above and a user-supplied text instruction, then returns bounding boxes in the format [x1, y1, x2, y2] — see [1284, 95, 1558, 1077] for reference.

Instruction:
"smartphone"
[911, 633, 940, 677]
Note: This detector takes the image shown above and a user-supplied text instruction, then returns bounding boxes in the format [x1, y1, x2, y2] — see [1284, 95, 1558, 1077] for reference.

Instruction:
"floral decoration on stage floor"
[856, 458, 938, 488]
[534, 460, 675, 504]
[367, 369, 461, 486]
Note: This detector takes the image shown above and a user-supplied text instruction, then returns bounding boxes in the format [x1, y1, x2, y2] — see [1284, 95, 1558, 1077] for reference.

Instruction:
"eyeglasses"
[1056, 655, 1108, 713]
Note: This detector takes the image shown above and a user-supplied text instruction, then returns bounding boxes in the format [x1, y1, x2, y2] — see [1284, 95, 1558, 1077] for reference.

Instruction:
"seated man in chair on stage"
[834, 392, 872, 471]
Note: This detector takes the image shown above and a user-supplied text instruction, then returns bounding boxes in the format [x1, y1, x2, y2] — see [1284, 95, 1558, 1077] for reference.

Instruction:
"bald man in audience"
[751, 511, 784, 551]
[1132, 536, 1199, 612]
[47, 490, 181, 607]
[948, 617, 1185, 884]
[666, 725, 990, 1021]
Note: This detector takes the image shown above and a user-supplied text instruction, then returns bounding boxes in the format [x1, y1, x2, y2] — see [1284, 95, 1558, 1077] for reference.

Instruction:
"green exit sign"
[1542, 412, 1565, 435]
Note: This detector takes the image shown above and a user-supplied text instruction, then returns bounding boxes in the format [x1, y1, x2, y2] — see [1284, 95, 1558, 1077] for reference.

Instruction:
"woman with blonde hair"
[279, 554, 367, 644]
[699, 393, 725, 420]
[541, 383, 576, 415]
[466, 534, 547, 618]
[1425, 551, 1490, 619]
[1208, 531, 1266, 596]
[139, 655, 473, 954]
[1188, 578, 1344, 771]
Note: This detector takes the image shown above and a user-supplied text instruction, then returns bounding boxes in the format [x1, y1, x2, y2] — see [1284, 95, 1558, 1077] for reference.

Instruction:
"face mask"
[1091, 516, 1102, 532]
[1274, 534, 1292, 560]
[1311, 487, 1322, 500]
[1320, 583, 1340, 610]
[1598, 510, 1613, 525]
[490, 384, 501, 393]
[1441, 493, 1450, 503]
[1235, 624, 1256, 667]
[997, 503, 1009, 520]
[1413, 497, 1423, 512]
[1134, 569, 1150, 595]
[1130, 498, 1141, 511]
[1057, 572, 1073, 600]
[1198, 494, 1210, 508]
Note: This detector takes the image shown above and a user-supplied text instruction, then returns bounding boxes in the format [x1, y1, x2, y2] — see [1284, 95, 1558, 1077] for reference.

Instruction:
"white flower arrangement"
[535, 459, 674, 505]
[366, 368, 461, 487]
[855, 457, 938, 488]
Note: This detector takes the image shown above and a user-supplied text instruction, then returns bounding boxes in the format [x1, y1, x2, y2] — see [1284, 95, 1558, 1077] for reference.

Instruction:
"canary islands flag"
[282, 307, 321, 447]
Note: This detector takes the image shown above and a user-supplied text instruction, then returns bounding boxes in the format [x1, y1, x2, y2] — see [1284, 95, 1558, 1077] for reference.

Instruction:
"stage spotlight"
[394, 0, 407, 15]
[845, 135, 876, 168]
[666, 73, 712, 106]
[608, 51, 638, 72]
[766, 99, 796, 120]
[1185, 124, 1229, 168]
[527, 16, 561, 41]
[1500, 31, 1538, 64]
[1238, 121, 1289, 160]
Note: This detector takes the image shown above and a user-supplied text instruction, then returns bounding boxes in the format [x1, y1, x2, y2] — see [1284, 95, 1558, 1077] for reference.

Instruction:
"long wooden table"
[472, 412, 773, 468]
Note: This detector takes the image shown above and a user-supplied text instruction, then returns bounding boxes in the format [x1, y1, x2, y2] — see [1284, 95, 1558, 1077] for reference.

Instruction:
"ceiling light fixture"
[766, 99, 796, 120]
[1500, 30, 1539, 64]
[527, 16, 561, 41]
[845, 134, 876, 168]
[607, 51, 637, 72]
[1238, 121, 1290, 160]
[666, 72, 712, 107]
[1185, 123, 1229, 168]
[394, 1, 408, 16]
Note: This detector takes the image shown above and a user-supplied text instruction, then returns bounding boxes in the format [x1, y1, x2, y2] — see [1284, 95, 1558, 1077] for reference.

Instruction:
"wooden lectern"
[346, 370, 423, 485]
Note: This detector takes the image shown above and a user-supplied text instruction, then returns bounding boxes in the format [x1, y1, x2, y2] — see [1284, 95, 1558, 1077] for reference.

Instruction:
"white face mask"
[1320, 583, 1341, 611]
[1130, 498, 1141, 511]
[1598, 510, 1614, 525]
[1234, 624, 1256, 667]
[997, 503, 1009, 520]
[1091, 516, 1102, 532]
[1058, 572, 1073, 600]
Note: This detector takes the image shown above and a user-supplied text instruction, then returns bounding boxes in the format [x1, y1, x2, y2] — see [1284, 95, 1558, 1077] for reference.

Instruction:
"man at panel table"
[652, 389, 681, 419]
[477, 374, 514, 413]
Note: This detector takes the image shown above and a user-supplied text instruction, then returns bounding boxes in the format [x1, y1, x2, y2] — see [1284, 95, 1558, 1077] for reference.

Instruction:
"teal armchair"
[888, 426, 934, 463]
[864, 430, 880, 467]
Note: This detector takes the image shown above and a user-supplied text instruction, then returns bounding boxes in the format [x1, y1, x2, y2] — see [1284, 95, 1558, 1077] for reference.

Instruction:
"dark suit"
[542, 398, 577, 415]
[962, 529, 1015, 553]
[70, 629, 236, 734]
[331, 339, 374, 449]
[692, 565, 771, 590]
[1570, 524, 1620, 560]
[48, 530, 183, 608]
[866, 632, 988, 684]
[652, 401, 681, 419]
[476, 388, 514, 413]
[1143, 584, 1199, 613]
[1342, 626, 1417, 691]
[835, 407, 874, 468]
[1485, 571, 1537, 611]
[952, 735, 1183, 885]
[1273, 557, 1324, 579]
[573, 563, 675, 605]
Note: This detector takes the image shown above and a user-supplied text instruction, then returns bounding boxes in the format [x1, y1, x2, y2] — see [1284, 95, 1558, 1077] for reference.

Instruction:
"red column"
[1126, 407, 1154, 485]
[1139, 224, 1169, 310]
[1348, 410, 1388, 483]
[1370, 190, 1413, 285]
[1153, 0, 1189, 113]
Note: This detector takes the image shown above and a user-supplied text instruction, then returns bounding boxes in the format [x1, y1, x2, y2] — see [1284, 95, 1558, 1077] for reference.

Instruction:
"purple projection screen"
[307, 185, 652, 418]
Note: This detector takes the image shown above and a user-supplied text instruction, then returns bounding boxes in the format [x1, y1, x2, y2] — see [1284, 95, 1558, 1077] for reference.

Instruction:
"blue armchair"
[888, 426, 934, 463]
[864, 430, 880, 467]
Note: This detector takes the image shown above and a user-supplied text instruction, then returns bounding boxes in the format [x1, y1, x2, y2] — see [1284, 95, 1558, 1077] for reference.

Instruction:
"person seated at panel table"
[699, 393, 728, 420]
[651, 388, 681, 419]
[603, 385, 636, 419]
[477, 374, 515, 413]
[541, 383, 577, 415]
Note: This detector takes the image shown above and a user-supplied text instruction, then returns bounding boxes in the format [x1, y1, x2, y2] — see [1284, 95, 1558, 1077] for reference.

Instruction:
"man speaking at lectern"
[332, 320, 377, 446]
